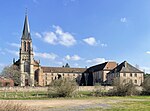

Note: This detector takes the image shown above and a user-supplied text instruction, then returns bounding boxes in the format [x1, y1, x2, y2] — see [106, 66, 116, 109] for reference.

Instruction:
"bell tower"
[20, 13, 34, 86]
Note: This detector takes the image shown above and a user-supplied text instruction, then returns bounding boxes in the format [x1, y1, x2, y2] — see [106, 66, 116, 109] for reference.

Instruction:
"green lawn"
[0, 91, 48, 100]
[86, 96, 150, 111]
[0, 91, 149, 111]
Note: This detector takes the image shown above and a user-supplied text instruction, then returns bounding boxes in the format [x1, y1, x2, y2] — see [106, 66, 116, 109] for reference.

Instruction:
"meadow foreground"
[0, 96, 150, 111]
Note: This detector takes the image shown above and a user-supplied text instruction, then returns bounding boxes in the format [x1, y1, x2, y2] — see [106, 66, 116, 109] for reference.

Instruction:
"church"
[13, 14, 144, 86]
[13, 14, 87, 86]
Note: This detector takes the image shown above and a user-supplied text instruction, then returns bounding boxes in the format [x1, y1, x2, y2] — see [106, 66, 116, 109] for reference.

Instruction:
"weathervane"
[25, 8, 28, 15]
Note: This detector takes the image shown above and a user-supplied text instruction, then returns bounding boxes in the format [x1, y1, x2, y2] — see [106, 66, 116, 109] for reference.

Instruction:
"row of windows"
[46, 73, 76, 76]
[123, 79, 137, 84]
[123, 73, 137, 77]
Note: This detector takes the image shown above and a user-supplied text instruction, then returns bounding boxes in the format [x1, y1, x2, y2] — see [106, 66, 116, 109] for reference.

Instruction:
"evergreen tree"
[65, 63, 70, 68]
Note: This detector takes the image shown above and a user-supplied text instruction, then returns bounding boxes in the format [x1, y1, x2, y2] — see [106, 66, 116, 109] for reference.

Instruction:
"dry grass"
[0, 101, 38, 111]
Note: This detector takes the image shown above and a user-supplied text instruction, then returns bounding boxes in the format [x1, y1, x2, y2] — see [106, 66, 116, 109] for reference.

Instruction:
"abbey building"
[13, 14, 144, 86]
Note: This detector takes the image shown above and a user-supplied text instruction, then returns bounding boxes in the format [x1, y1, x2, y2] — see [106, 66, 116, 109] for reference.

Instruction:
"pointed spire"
[22, 10, 31, 40]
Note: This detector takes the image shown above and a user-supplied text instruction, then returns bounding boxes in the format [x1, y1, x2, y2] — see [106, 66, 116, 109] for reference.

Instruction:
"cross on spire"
[21, 11, 31, 40]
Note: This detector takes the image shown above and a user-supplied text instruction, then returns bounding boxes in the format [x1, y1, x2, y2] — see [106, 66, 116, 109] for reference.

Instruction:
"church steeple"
[20, 12, 35, 86]
[22, 14, 31, 40]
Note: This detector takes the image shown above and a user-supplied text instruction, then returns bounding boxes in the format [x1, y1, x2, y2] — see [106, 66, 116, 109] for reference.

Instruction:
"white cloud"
[9, 43, 20, 48]
[34, 52, 57, 60]
[86, 58, 107, 65]
[34, 32, 42, 38]
[100, 43, 107, 47]
[54, 25, 76, 47]
[5, 49, 19, 57]
[146, 51, 150, 54]
[64, 54, 81, 61]
[35, 26, 76, 47]
[43, 32, 58, 45]
[83, 37, 97, 46]
[65, 55, 71, 60]
[72, 55, 81, 61]
[120, 17, 127, 23]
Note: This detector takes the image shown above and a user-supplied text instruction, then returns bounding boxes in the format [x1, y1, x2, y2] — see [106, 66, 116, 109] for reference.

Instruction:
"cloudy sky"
[0, 0, 150, 73]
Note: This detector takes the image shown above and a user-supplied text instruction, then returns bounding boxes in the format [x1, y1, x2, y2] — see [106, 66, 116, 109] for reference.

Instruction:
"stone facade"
[107, 61, 144, 86]
[13, 14, 144, 86]
[86, 62, 117, 85]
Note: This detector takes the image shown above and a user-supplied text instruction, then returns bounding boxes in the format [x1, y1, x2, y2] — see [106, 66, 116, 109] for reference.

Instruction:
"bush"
[0, 101, 37, 111]
[108, 78, 140, 96]
[91, 86, 108, 97]
[142, 76, 150, 95]
[48, 78, 78, 98]
[0, 82, 2, 87]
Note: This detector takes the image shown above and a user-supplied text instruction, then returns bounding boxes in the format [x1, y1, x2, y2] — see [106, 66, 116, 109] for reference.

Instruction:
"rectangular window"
[135, 80, 137, 83]
[123, 73, 126, 77]
[135, 73, 137, 77]
[130, 73, 132, 77]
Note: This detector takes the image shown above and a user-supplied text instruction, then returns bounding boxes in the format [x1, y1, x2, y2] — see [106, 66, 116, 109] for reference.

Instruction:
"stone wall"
[0, 86, 114, 92]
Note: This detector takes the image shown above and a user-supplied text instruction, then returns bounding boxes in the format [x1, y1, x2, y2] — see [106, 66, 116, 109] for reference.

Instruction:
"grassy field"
[86, 96, 150, 111]
[0, 90, 93, 99]
[0, 91, 48, 99]
[0, 90, 150, 111]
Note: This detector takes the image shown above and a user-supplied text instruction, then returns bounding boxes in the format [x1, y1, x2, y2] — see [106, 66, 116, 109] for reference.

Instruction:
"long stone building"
[13, 14, 144, 86]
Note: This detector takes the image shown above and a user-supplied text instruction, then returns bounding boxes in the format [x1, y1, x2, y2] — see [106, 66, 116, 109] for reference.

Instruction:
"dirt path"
[0, 99, 115, 111]
[1, 98, 146, 111]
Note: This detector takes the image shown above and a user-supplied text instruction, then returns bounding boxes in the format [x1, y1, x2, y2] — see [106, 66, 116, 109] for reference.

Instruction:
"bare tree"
[1, 65, 21, 86]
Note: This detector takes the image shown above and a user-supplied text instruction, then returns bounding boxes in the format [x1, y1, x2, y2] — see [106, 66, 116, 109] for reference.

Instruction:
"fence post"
[4, 88, 7, 98]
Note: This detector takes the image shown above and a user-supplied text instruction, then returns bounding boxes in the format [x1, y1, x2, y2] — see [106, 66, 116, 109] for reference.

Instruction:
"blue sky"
[0, 0, 150, 73]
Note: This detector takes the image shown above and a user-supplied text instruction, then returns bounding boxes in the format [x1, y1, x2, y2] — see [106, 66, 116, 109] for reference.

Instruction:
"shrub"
[92, 89, 107, 97]
[91, 85, 107, 97]
[142, 76, 150, 95]
[108, 78, 140, 96]
[0, 101, 37, 111]
[48, 78, 78, 98]
[0, 82, 2, 87]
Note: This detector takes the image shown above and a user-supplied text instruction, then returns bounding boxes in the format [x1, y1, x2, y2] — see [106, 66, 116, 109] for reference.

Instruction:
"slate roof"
[41, 67, 87, 73]
[22, 15, 31, 40]
[87, 62, 117, 72]
[110, 61, 143, 73]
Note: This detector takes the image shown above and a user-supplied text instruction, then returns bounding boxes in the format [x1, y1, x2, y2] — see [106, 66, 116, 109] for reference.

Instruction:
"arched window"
[28, 42, 30, 51]
[24, 41, 26, 51]
[24, 61, 30, 72]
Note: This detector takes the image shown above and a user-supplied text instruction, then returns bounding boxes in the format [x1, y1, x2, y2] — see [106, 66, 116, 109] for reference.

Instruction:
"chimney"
[124, 61, 127, 67]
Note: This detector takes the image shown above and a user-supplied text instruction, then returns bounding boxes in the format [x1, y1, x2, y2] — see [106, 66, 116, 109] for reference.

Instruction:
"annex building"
[13, 14, 144, 86]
